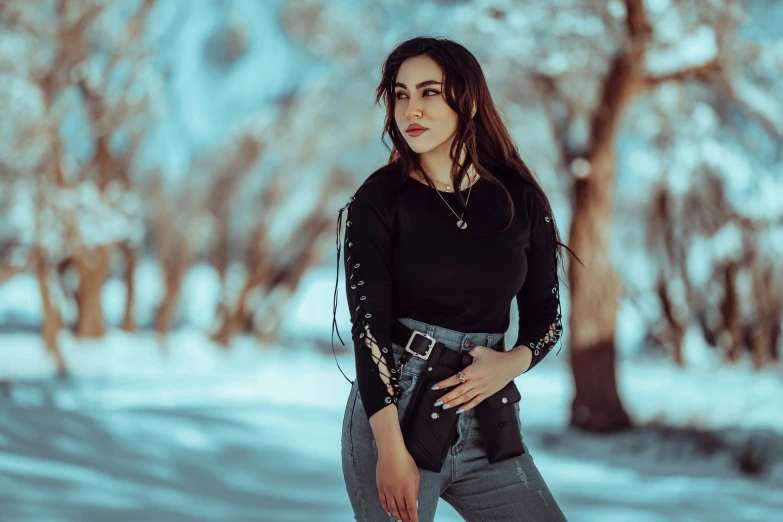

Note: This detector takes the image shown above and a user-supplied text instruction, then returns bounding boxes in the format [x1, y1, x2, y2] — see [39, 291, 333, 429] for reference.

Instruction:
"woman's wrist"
[505, 345, 533, 378]
[369, 404, 407, 454]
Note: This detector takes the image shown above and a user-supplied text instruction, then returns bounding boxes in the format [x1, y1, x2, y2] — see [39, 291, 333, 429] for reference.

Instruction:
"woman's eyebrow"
[394, 80, 442, 90]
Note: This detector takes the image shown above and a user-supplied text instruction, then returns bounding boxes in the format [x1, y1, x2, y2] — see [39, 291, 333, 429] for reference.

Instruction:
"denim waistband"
[395, 317, 506, 354]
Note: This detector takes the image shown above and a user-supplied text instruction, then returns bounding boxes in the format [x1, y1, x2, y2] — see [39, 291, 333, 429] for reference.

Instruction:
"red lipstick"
[407, 123, 428, 136]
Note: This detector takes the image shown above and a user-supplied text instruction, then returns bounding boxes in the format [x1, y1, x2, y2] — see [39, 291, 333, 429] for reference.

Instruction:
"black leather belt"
[391, 320, 444, 361]
[390, 319, 469, 393]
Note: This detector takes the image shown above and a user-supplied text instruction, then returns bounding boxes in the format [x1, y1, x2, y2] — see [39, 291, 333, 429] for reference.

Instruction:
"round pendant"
[456, 219, 467, 229]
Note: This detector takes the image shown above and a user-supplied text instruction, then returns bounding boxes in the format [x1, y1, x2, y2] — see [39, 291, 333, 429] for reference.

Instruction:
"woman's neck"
[412, 164, 478, 191]
[417, 144, 478, 187]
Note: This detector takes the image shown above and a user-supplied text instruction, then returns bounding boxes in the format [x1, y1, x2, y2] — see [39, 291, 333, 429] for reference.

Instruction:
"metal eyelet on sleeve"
[542, 214, 563, 356]
[342, 197, 400, 402]
[525, 213, 564, 369]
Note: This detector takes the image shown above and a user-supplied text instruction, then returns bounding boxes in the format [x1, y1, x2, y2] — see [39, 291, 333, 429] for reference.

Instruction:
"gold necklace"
[414, 167, 479, 192]
[414, 168, 479, 229]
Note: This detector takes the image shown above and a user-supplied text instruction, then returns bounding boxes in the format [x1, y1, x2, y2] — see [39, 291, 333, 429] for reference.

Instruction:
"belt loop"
[426, 324, 435, 337]
[486, 334, 493, 347]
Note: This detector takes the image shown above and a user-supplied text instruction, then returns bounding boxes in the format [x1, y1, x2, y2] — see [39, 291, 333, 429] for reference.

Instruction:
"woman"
[332, 36, 580, 522]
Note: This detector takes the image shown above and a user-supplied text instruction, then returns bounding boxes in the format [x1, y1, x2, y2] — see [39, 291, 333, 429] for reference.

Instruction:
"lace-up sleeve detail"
[342, 195, 400, 421]
[514, 189, 564, 373]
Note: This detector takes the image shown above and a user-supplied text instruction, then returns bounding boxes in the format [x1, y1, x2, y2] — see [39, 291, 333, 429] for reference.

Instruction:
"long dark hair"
[374, 36, 582, 284]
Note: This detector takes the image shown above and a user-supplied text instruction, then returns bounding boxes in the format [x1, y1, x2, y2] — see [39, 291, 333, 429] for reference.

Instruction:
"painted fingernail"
[434, 401, 443, 406]
[442, 404, 451, 409]
[456, 409, 464, 414]
[431, 385, 439, 390]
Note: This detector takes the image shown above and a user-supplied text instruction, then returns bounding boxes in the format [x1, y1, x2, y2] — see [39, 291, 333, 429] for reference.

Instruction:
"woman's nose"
[406, 102, 422, 118]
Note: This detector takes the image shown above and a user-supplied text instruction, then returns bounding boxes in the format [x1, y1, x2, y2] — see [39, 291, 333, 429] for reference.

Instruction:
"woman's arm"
[509, 188, 564, 375]
[343, 194, 406, 453]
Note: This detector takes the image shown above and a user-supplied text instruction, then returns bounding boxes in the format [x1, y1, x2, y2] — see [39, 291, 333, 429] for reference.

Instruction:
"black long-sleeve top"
[333, 161, 563, 422]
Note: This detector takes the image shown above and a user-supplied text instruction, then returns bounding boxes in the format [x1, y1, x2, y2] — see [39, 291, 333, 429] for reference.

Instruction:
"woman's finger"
[431, 370, 467, 391]
[379, 489, 390, 517]
[388, 493, 404, 521]
[456, 393, 484, 413]
[404, 490, 419, 522]
[435, 384, 481, 409]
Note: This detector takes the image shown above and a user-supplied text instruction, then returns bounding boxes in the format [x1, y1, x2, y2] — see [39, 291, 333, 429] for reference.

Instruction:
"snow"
[730, 74, 783, 137]
[645, 25, 719, 77]
[1, 0, 782, 520]
[2, 269, 783, 521]
[1, 332, 782, 520]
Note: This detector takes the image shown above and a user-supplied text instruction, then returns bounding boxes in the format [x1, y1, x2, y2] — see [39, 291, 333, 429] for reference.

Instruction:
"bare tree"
[0, 0, 155, 358]
[450, 0, 783, 431]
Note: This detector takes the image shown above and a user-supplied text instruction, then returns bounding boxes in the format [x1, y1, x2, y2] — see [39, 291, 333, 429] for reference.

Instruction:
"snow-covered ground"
[1, 265, 783, 521]
[2, 0, 781, 518]
[1, 324, 782, 522]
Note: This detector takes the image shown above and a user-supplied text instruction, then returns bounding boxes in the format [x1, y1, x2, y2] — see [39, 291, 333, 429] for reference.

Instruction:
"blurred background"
[1, 0, 782, 520]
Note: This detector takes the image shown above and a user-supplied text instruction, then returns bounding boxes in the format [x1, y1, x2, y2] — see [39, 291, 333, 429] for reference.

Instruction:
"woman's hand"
[430, 346, 523, 413]
[377, 446, 420, 522]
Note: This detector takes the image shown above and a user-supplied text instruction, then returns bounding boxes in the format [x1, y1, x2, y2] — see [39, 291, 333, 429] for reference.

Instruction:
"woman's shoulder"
[494, 171, 552, 226]
[491, 167, 536, 203]
[352, 162, 406, 210]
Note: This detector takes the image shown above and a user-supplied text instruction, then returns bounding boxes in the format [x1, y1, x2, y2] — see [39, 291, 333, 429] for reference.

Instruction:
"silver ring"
[457, 371, 467, 383]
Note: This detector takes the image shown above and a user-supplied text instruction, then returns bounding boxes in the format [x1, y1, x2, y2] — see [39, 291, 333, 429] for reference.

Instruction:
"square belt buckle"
[405, 330, 436, 360]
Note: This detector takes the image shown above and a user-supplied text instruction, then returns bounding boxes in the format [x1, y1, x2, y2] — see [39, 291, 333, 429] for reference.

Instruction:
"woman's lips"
[407, 128, 427, 136]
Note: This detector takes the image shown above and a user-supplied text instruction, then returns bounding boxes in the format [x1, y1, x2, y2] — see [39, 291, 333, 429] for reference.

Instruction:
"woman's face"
[393, 55, 458, 156]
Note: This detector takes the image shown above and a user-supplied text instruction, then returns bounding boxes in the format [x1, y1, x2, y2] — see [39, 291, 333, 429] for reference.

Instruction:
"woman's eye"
[395, 89, 440, 99]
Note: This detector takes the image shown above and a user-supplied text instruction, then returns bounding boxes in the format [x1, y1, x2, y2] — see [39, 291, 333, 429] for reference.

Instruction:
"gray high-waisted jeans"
[341, 317, 569, 521]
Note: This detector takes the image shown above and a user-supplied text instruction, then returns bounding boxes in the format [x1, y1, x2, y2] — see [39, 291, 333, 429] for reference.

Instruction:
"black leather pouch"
[399, 344, 465, 473]
[476, 380, 526, 463]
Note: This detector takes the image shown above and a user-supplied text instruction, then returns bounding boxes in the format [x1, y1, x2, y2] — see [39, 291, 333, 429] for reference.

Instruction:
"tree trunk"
[253, 288, 287, 349]
[656, 276, 686, 367]
[569, 174, 632, 432]
[155, 272, 183, 334]
[750, 264, 778, 369]
[567, 51, 638, 433]
[121, 244, 136, 332]
[211, 283, 252, 347]
[721, 263, 743, 364]
[74, 245, 112, 338]
[771, 321, 781, 362]
[33, 248, 67, 376]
